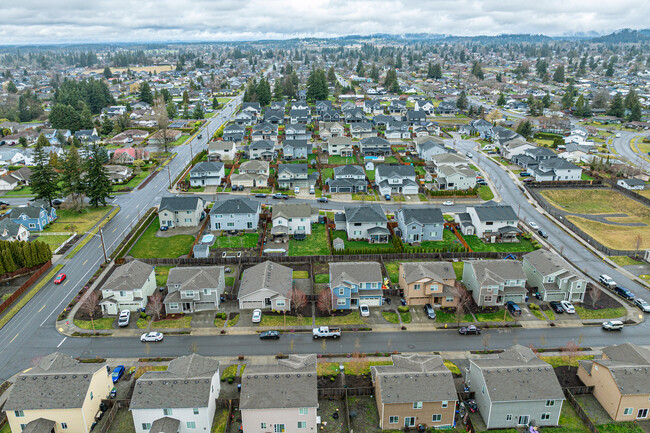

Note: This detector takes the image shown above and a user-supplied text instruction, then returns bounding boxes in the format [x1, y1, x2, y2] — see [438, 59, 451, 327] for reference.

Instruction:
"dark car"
[549, 301, 564, 314]
[459, 325, 481, 335]
[255, 193, 267, 198]
[465, 399, 478, 413]
[317, 197, 328, 203]
[423, 303, 436, 319]
[537, 229, 548, 239]
[160, 225, 169, 231]
[111, 365, 125, 383]
[519, 172, 531, 177]
[259, 330, 280, 340]
[506, 301, 521, 316]
[52, 199, 64, 206]
[477, 180, 488, 186]
[0, 200, 9, 206]
[615, 286, 635, 300]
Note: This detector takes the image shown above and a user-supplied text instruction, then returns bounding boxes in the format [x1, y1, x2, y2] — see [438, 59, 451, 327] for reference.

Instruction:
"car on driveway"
[560, 300, 575, 314]
[615, 286, 635, 300]
[159, 225, 169, 231]
[111, 365, 125, 383]
[459, 325, 481, 335]
[140, 332, 163, 342]
[118, 310, 130, 327]
[259, 330, 280, 340]
[252, 309, 262, 323]
[384, 194, 391, 201]
[634, 298, 650, 312]
[54, 273, 66, 284]
[506, 301, 521, 316]
[549, 301, 564, 314]
[359, 304, 370, 317]
[423, 303, 436, 319]
[442, 200, 454, 206]
[529, 221, 539, 230]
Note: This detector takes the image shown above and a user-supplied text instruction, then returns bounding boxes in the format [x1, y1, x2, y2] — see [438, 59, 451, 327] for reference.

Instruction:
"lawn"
[444, 360, 461, 375]
[0, 423, 10, 433]
[608, 256, 645, 267]
[540, 403, 590, 433]
[44, 206, 113, 233]
[112, 170, 150, 192]
[227, 314, 239, 327]
[330, 230, 396, 253]
[36, 234, 72, 252]
[154, 266, 173, 287]
[478, 185, 495, 201]
[211, 233, 259, 249]
[464, 235, 539, 253]
[575, 306, 626, 319]
[352, 193, 377, 201]
[595, 423, 644, 433]
[365, 169, 375, 181]
[171, 135, 190, 146]
[289, 224, 331, 256]
[404, 229, 462, 252]
[328, 155, 357, 165]
[383, 156, 398, 164]
[435, 309, 474, 323]
[106, 409, 136, 433]
[317, 362, 341, 376]
[385, 261, 400, 283]
[452, 262, 464, 280]
[259, 315, 312, 326]
[399, 309, 412, 323]
[5, 185, 34, 196]
[73, 317, 115, 330]
[139, 315, 193, 329]
[129, 219, 195, 258]
[382, 311, 400, 324]
[320, 167, 334, 180]
[314, 312, 362, 325]
[212, 407, 229, 433]
[539, 355, 594, 368]
[315, 274, 329, 284]
[293, 271, 309, 279]
[474, 309, 514, 322]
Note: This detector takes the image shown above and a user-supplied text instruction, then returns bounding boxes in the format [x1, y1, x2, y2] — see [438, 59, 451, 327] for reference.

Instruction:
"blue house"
[10, 201, 57, 231]
[329, 262, 384, 310]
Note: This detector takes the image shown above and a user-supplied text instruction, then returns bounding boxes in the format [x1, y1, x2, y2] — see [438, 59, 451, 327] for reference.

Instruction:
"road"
[610, 130, 650, 171]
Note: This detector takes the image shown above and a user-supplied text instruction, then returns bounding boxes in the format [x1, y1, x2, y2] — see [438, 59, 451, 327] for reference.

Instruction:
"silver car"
[140, 332, 164, 342]
[635, 298, 650, 313]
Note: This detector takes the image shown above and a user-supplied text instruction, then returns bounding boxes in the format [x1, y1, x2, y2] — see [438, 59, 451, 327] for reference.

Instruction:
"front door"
[412, 234, 420, 242]
[182, 302, 192, 312]
[518, 415, 529, 425]
[404, 417, 415, 427]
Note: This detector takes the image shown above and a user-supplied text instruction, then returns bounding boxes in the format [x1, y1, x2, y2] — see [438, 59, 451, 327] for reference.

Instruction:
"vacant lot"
[45, 206, 112, 233]
[129, 219, 195, 258]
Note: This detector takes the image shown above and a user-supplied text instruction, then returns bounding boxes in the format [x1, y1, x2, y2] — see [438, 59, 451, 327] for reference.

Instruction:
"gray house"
[277, 164, 317, 189]
[249, 140, 275, 161]
[467, 345, 564, 429]
[522, 249, 586, 302]
[326, 137, 353, 156]
[189, 161, 225, 187]
[283, 139, 312, 159]
[462, 260, 527, 307]
[341, 204, 389, 243]
[360, 136, 391, 156]
[158, 196, 205, 229]
[375, 165, 419, 196]
[285, 124, 311, 141]
[210, 198, 261, 231]
[326, 165, 367, 193]
[164, 266, 225, 314]
[238, 261, 292, 311]
[395, 207, 445, 243]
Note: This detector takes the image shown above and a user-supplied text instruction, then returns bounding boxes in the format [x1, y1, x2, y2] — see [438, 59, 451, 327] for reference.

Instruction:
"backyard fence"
[0, 260, 52, 316]
[564, 388, 600, 433]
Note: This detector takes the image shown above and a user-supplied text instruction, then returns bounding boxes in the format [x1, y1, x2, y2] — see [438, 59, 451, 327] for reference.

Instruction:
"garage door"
[360, 297, 382, 307]
[503, 293, 525, 303]
[338, 187, 352, 193]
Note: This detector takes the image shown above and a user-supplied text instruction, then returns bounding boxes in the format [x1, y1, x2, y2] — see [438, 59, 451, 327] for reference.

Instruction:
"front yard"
[289, 224, 331, 256]
[314, 311, 363, 325]
[44, 206, 113, 233]
[129, 219, 195, 258]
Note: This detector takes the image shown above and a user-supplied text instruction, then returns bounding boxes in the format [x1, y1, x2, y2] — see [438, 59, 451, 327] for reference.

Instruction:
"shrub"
[398, 306, 409, 313]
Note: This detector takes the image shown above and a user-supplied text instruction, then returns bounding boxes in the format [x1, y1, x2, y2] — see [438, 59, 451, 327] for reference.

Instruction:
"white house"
[528, 158, 582, 182]
[99, 260, 156, 315]
[271, 203, 318, 236]
[375, 165, 419, 196]
[208, 141, 236, 161]
[617, 178, 646, 191]
[189, 162, 225, 187]
[455, 204, 520, 242]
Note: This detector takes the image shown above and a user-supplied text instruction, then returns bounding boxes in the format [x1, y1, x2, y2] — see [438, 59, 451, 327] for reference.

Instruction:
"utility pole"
[167, 165, 172, 189]
[99, 228, 108, 263]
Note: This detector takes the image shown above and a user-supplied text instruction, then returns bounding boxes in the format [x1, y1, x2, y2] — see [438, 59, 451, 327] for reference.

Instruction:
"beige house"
[99, 260, 156, 315]
[372, 354, 457, 430]
[230, 160, 269, 188]
[238, 261, 292, 311]
[158, 196, 205, 229]
[399, 262, 458, 307]
[578, 343, 650, 421]
[4, 353, 113, 433]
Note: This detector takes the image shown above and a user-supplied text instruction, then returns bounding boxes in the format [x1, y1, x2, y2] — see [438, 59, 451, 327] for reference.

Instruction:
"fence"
[318, 386, 374, 398]
[0, 260, 52, 316]
[98, 400, 130, 433]
[564, 388, 600, 433]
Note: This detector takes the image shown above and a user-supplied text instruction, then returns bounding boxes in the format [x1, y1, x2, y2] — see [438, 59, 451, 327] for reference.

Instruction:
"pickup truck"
[312, 326, 341, 339]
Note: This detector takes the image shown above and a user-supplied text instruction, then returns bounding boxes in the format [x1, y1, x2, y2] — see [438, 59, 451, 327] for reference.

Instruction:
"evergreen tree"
[182, 104, 190, 120]
[369, 64, 379, 81]
[166, 102, 177, 119]
[553, 65, 565, 83]
[497, 93, 506, 106]
[574, 94, 591, 118]
[542, 93, 551, 108]
[561, 82, 576, 109]
[607, 93, 625, 118]
[624, 89, 642, 121]
[327, 66, 336, 84]
[605, 61, 614, 77]
[468, 105, 475, 117]
[103, 67, 112, 79]
[516, 120, 532, 138]
[139, 81, 153, 105]
[456, 91, 468, 110]
[182, 90, 190, 105]
[101, 117, 113, 135]
[2, 249, 17, 273]
[256, 78, 271, 106]
[306, 68, 328, 102]
[356, 59, 365, 76]
[383, 68, 399, 94]
[30, 138, 60, 206]
[7, 81, 17, 93]
[496, 72, 502, 82]
[84, 145, 112, 207]
[471, 61, 484, 80]
[212, 97, 218, 109]
[18, 136, 28, 148]
[60, 145, 85, 206]
[191, 105, 205, 119]
[272, 80, 283, 100]
[395, 55, 402, 69]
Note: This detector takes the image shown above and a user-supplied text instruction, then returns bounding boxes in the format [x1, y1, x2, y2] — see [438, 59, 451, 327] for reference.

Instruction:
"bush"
[398, 306, 409, 313]
[529, 303, 540, 310]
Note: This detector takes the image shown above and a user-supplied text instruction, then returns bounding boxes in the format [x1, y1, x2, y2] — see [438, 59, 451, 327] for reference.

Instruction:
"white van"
[309, 185, 315, 194]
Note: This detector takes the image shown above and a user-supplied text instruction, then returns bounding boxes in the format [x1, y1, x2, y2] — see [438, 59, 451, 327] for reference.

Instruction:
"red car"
[54, 273, 66, 284]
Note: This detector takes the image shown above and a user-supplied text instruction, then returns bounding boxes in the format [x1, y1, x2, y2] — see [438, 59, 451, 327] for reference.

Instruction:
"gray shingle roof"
[250, 140, 274, 150]
[333, 165, 365, 177]
[167, 266, 223, 292]
[344, 204, 387, 224]
[330, 262, 382, 288]
[585, 343, 650, 395]
[159, 196, 203, 212]
[465, 260, 525, 286]
[360, 136, 390, 146]
[278, 163, 308, 175]
[103, 260, 154, 293]
[272, 203, 315, 220]
[210, 197, 259, 216]
[21, 419, 56, 433]
[523, 249, 576, 277]
[191, 161, 224, 173]
[239, 261, 293, 299]
[376, 164, 416, 178]
[397, 207, 444, 226]
[472, 204, 517, 223]
[401, 262, 455, 284]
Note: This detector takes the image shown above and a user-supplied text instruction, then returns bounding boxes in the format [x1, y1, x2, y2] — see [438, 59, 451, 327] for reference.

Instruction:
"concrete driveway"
[191, 311, 216, 328]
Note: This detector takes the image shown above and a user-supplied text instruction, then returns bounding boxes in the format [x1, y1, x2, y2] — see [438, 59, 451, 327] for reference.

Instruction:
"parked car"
[614, 286, 635, 300]
[54, 273, 66, 284]
[465, 399, 478, 413]
[466, 152, 473, 158]
[317, 197, 328, 203]
[312, 326, 341, 339]
[506, 301, 521, 316]
[477, 180, 488, 186]
[599, 274, 617, 288]
[560, 300, 575, 314]
[272, 193, 289, 200]
[294, 186, 300, 194]
[615, 133, 622, 138]
[523, 178, 534, 183]
[442, 200, 454, 206]
[359, 304, 370, 317]
[549, 301, 564, 314]
[537, 229, 548, 239]
[459, 325, 481, 335]
[118, 310, 130, 327]
[384, 194, 391, 201]
[111, 366, 125, 383]
[52, 199, 63, 206]
[238, 185, 244, 191]
[309, 186, 315, 194]
[602, 320, 624, 331]
[252, 309, 262, 323]
[529, 221, 539, 230]
[140, 332, 164, 342]
[519, 172, 531, 177]
[259, 330, 280, 340]
[635, 298, 650, 312]
[255, 193, 267, 198]
[423, 303, 436, 319]
[160, 225, 169, 231]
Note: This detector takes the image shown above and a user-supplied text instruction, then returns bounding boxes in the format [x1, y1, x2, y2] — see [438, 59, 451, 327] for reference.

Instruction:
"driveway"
[191, 311, 216, 328]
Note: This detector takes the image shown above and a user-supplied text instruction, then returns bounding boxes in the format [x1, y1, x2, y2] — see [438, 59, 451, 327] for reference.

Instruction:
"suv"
[423, 303, 436, 319]
[602, 320, 624, 331]
[599, 274, 617, 288]
[549, 301, 564, 314]
[118, 310, 130, 327]
[635, 298, 650, 312]
[506, 301, 521, 316]
[614, 286, 635, 300]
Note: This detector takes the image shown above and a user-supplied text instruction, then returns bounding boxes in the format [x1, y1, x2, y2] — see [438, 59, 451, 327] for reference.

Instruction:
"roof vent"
[308, 373, 312, 377]
[297, 374, 301, 378]
[83, 375, 88, 378]
[507, 369, 511, 372]
[265, 375, 269, 378]
[254, 375, 258, 379]
[275, 375, 280, 378]
[72, 375, 77, 379]
[185, 381, 188, 384]
[173, 381, 177, 384]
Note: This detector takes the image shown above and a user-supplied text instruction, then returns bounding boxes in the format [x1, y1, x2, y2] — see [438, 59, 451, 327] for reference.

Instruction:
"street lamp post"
[86, 229, 108, 263]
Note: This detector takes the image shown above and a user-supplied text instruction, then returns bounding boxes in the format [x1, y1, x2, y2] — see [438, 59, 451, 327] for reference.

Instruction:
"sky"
[1, 0, 648, 45]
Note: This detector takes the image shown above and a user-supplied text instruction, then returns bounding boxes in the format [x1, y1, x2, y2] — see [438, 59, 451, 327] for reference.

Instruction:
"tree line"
[0, 240, 52, 275]
[49, 79, 114, 133]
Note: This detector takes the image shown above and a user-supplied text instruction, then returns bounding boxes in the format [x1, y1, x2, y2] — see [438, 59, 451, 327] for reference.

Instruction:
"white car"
[634, 298, 650, 313]
[529, 222, 539, 230]
[360, 304, 370, 317]
[252, 309, 262, 323]
[442, 201, 454, 206]
[118, 310, 130, 327]
[560, 301, 575, 314]
[140, 332, 164, 342]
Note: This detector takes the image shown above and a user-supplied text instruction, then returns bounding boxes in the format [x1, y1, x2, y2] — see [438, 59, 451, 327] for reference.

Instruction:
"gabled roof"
[334, 165, 365, 177]
[523, 249, 577, 277]
[330, 262, 382, 287]
[272, 203, 314, 220]
[465, 260, 525, 286]
[239, 261, 292, 299]
[360, 136, 390, 146]
[278, 163, 308, 175]
[471, 204, 517, 222]
[376, 164, 416, 178]
[210, 197, 259, 215]
[103, 260, 154, 292]
[191, 161, 224, 173]
[249, 140, 274, 150]
[401, 262, 455, 284]
[344, 204, 387, 224]
[167, 266, 223, 291]
[397, 207, 444, 226]
[159, 196, 203, 212]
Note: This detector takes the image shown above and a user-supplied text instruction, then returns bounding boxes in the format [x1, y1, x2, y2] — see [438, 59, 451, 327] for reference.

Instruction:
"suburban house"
[10, 201, 57, 231]
[105, 165, 133, 183]
[249, 140, 275, 161]
[277, 164, 316, 189]
[414, 100, 436, 114]
[238, 261, 292, 311]
[285, 124, 311, 141]
[222, 123, 245, 143]
[371, 354, 457, 430]
[251, 123, 278, 143]
[364, 100, 384, 115]
[242, 102, 261, 117]
[436, 165, 477, 191]
[283, 139, 312, 160]
[319, 122, 344, 141]
[289, 108, 310, 124]
[158, 196, 205, 229]
[264, 109, 285, 124]
[462, 260, 527, 307]
[326, 165, 367, 193]
[164, 266, 225, 314]
[454, 204, 520, 242]
[241, 355, 318, 433]
[189, 161, 225, 187]
[0, 173, 19, 191]
[4, 353, 113, 433]
[235, 111, 255, 126]
[460, 119, 494, 139]
[527, 158, 582, 182]
[209, 197, 261, 231]
[430, 153, 470, 172]
[230, 160, 269, 188]
[271, 203, 318, 237]
[315, 100, 332, 114]
[99, 260, 156, 315]
[500, 139, 536, 161]
[130, 354, 221, 433]
[208, 141, 236, 161]
[617, 178, 646, 190]
[360, 136, 392, 156]
[375, 165, 419, 196]
[389, 100, 407, 118]
[0, 219, 30, 242]
[112, 148, 149, 164]
[74, 128, 100, 143]
[513, 147, 557, 169]
[319, 109, 342, 123]
[330, 262, 384, 309]
[350, 122, 374, 139]
[343, 107, 365, 123]
[326, 137, 354, 156]
[578, 343, 650, 422]
[522, 249, 587, 302]
[467, 345, 564, 429]
[395, 207, 445, 243]
[406, 110, 426, 126]
[399, 262, 458, 307]
[436, 101, 458, 115]
[338, 204, 390, 243]
[385, 119, 411, 140]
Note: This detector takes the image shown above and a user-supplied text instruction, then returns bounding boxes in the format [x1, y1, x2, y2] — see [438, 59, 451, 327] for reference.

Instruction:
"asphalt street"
[611, 130, 650, 170]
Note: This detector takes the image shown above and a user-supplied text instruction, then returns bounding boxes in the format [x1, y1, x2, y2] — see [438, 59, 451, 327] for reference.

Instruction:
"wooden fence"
[98, 400, 129, 433]
[0, 260, 52, 316]
[318, 386, 374, 398]
[564, 388, 600, 433]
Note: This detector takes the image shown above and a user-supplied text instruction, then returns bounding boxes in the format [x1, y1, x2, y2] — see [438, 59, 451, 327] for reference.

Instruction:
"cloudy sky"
[1, 0, 647, 45]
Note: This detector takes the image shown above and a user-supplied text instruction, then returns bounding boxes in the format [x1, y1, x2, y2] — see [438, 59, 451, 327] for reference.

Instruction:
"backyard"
[465, 235, 539, 253]
[211, 233, 259, 249]
[44, 206, 113, 233]
[403, 229, 463, 252]
[129, 219, 195, 258]
[330, 230, 396, 253]
[289, 224, 331, 256]
[328, 155, 357, 165]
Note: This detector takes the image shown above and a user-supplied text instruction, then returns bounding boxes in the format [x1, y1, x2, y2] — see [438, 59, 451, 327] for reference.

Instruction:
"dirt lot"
[319, 398, 348, 432]
[348, 396, 381, 433]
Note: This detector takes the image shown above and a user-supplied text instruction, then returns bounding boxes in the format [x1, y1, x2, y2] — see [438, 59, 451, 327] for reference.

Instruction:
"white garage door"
[360, 297, 382, 307]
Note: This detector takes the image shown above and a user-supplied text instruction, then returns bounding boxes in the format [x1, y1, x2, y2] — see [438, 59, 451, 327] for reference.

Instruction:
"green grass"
[220, 365, 238, 381]
[581, 172, 595, 181]
[211, 233, 259, 249]
[382, 311, 399, 324]
[331, 230, 396, 253]
[227, 314, 239, 327]
[225, 276, 234, 286]
[293, 271, 309, 279]
[154, 266, 173, 287]
[385, 261, 400, 283]
[36, 234, 73, 252]
[45, 206, 113, 233]
[530, 308, 547, 320]
[129, 219, 195, 258]
[317, 362, 341, 376]
[315, 274, 329, 284]
[365, 169, 375, 181]
[67, 206, 120, 258]
[608, 256, 645, 267]
[540, 355, 594, 368]
[595, 423, 644, 433]
[575, 306, 626, 319]
[289, 224, 331, 256]
[320, 167, 334, 180]
[452, 262, 464, 280]
[0, 424, 11, 433]
[545, 309, 556, 320]
[352, 193, 376, 201]
[541, 402, 590, 433]
[259, 315, 312, 326]
[314, 312, 362, 325]
[383, 156, 398, 164]
[464, 235, 539, 252]
[134, 365, 167, 379]
[106, 409, 136, 433]
[399, 310, 412, 323]
[212, 407, 229, 433]
[112, 170, 150, 192]
[404, 229, 461, 252]
[171, 135, 190, 146]
[141, 315, 193, 329]
[328, 155, 356, 165]
[444, 360, 461, 375]
[214, 316, 226, 327]
[434, 309, 474, 323]
[345, 360, 393, 376]
[5, 185, 34, 196]
[73, 317, 115, 330]
[478, 185, 494, 201]
[474, 309, 514, 322]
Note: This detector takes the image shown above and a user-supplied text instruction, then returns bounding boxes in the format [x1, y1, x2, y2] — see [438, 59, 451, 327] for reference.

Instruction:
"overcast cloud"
[0, 0, 647, 44]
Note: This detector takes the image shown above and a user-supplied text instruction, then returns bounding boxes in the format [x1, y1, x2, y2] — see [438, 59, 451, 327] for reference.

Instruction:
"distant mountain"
[591, 29, 650, 43]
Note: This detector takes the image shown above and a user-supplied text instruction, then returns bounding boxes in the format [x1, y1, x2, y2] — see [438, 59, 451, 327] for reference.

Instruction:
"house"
[235, 111, 255, 126]
[238, 261, 292, 311]
[343, 107, 365, 123]
[0, 219, 29, 242]
[416, 137, 450, 161]
[158, 197, 205, 229]
[375, 165, 418, 196]
[4, 353, 113, 433]
[436, 101, 458, 115]
[289, 108, 310, 124]
[454, 204, 520, 241]
[290, 101, 309, 110]
[617, 178, 647, 190]
[414, 100, 436, 114]
[500, 140, 536, 161]
[11, 201, 57, 231]
[318, 122, 344, 141]
[462, 260, 527, 307]
[389, 100, 407, 118]
[0, 173, 19, 191]
[283, 139, 312, 160]
[364, 100, 384, 115]
[330, 262, 384, 309]
[249, 140, 275, 161]
[251, 123, 278, 143]
[74, 128, 100, 143]
[222, 123, 245, 143]
[285, 124, 311, 141]
[207, 141, 236, 161]
[148, 130, 182, 145]
[109, 129, 148, 145]
[99, 260, 156, 315]
[399, 262, 458, 307]
[406, 110, 426, 126]
[360, 136, 391, 156]
[164, 266, 225, 314]
[315, 100, 332, 114]
[264, 109, 285, 125]
[241, 355, 318, 433]
[105, 164, 133, 183]
[430, 152, 469, 172]
[130, 354, 220, 433]
[436, 165, 477, 191]
[350, 122, 374, 139]
[209, 197, 260, 231]
[112, 148, 150, 165]
[319, 109, 341, 123]
[372, 114, 393, 127]
[271, 203, 317, 237]
[468, 345, 564, 429]
[230, 161, 269, 188]
[395, 207, 445, 243]
[371, 354, 457, 430]
[385, 119, 411, 140]
[522, 249, 586, 302]
[326, 165, 367, 193]
[241, 102, 261, 117]
[528, 158, 582, 182]
[460, 119, 494, 139]
[578, 343, 650, 422]
[277, 164, 317, 189]
[341, 204, 390, 243]
[326, 137, 354, 156]
[189, 161, 225, 187]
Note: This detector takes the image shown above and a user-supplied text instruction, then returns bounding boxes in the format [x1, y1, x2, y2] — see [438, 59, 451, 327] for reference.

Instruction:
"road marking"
[112, 228, 117, 233]
[82, 260, 88, 266]
[112, 199, 117, 203]
[63, 280, 69, 286]
[10, 333, 19, 344]
[57, 337, 67, 348]
[38, 304, 46, 313]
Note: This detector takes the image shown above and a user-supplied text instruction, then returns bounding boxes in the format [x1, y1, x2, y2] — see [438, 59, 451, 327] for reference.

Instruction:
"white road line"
[56, 337, 67, 348]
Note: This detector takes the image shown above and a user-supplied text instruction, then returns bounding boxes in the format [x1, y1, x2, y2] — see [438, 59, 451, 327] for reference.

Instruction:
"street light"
[86, 228, 108, 263]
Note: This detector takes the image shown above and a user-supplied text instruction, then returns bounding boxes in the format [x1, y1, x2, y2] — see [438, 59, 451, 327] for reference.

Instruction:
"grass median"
[67, 206, 120, 259]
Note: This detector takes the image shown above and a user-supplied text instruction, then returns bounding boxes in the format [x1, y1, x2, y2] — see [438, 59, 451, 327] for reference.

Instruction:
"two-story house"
[164, 266, 225, 314]
[241, 102, 261, 117]
[395, 207, 445, 243]
[285, 124, 311, 141]
[360, 136, 391, 156]
[238, 261, 292, 311]
[326, 165, 367, 193]
[189, 161, 225, 187]
[522, 249, 586, 302]
[251, 123, 278, 143]
[436, 101, 458, 116]
[460, 119, 494, 139]
[277, 164, 316, 189]
[330, 262, 384, 309]
[414, 100, 435, 114]
[230, 160, 269, 188]
[99, 260, 156, 315]
[364, 100, 384, 115]
[372, 354, 457, 430]
[462, 260, 527, 307]
[249, 140, 276, 161]
[319, 109, 341, 123]
[350, 122, 374, 139]
[385, 119, 411, 140]
[241, 355, 318, 433]
[343, 107, 365, 123]
[264, 109, 285, 124]
[399, 262, 458, 307]
[235, 111, 255, 126]
[283, 139, 312, 160]
[222, 123, 245, 143]
[389, 100, 407, 118]
[467, 345, 564, 429]
[455, 204, 520, 242]
[208, 141, 237, 161]
[430, 153, 470, 173]
[271, 203, 317, 237]
[406, 110, 426, 126]
[0, 219, 29, 242]
[130, 354, 221, 433]
[375, 165, 419, 196]
[318, 122, 344, 141]
[339, 204, 389, 243]
[326, 137, 353, 156]
[158, 197, 205, 229]
[315, 100, 332, 114]
[10, 201, 57, 231]
[416, 137, 450, 161]
[289, 108, 310, 124]
[436, 165, 477, 191]
[528, 157, 582, 181]
[209, 197, 260, 231]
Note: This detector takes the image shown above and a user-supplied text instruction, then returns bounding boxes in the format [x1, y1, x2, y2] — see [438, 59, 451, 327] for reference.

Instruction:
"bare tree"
[452, 286, 473, 325]
[347, 352, 369, 376]
[148, 293, 164, 321]
[290, 288, 308, 313]
[482, 332, 491, 353]
[317, 289, 333, 316]
[153, 96, 170, 153]
[589, 285, 602, 308]
[79, 290, 101, 335]
[561, 340, 580, 367]
[635, 235, 643, 258]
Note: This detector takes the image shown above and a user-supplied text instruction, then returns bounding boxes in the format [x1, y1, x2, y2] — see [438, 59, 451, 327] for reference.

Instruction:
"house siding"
[241, 407, 317, 433]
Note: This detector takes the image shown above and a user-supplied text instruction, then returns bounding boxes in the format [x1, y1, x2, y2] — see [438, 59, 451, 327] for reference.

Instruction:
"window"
[90, 391, 93, 400]
[638, 409, 648, 419]
[169, 303, 178, 309]
[297, 421, 307, 429]
[261, 424, 267, 429]
[163, 408, 173, 416]
[14, 410, 24, 417]
[442, 401, 448, 408]
[404, 417, 416, 427]
[484, 296, 493, 302]
[624, 408, 634, 416]
[274, 425, 285, 433]
[193, 408, 199, 415]
[506, 415, 512, 421]
[541, 413, 551, 421]
[186, 421, 196, 429]
[545, 400, 555, 407]
[187, 211, 192, 214]
[185, 218, 191, 223]
[299, 408, 309, 415]
[446, 297, 454, 302]
[186, 291, 194, 297]
[142, 424, 151, 430]
[337, 299, 346, 306]
[29, 223, 35, 228]
[227, 222, 235, 227]
[339, 288, 345, 296]
[414, 284, 421, 291]
[119, 291, 126, 297]
[518, 415, 529, 425]
[432, 414, 442, 422]
[216, 214, 223, 219]
[413, 401, 423, 409]
[276, 300, 286, 307]
[203, 289, 210, 295]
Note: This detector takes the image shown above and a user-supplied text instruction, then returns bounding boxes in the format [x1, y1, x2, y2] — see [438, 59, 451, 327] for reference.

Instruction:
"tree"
[605, 61, 614, 77]
[30, 138, 59, 206]
[102, 67, 112, 79]
[327, 66, 336, 84]
[79, 290, 101, 335]
[60, 145, 85, 209]
[7, 81, 17, 93]
[561, 340, 580, 367]
[290, 288, 308, 313]
[139, 81, 153, 105]
[383, 68, 399, 94]
[317, 288, 333, 315]
[148, 293, 164, 321]
[84, 144, 112, 207]
[18, 136, 28, 148]
[456, 91, 468, 110]
[471, 61, 484, 80]
[553, 65, 565, 83]
[542, 92, 552, 108]
[347, 352, 369, 376]
[607, 93, 625, 118]
[306, 68, 328, 102]
[427, 62, 442, 79]
[561, 81, 576, 109]
[453, 287, 472, 326]
[256, 78, 271, 106]
[356, 59, 365, 76]
[369, 63, 379, 81]
[191, 104, 205, 120]
[516, 120, 532, 138]
[154, 97, 170, 152]
[625, 89, 642, 122]
[635, 234, 643, 258]
[496, 93, 506, 106]
[100, 117, 113, 136]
